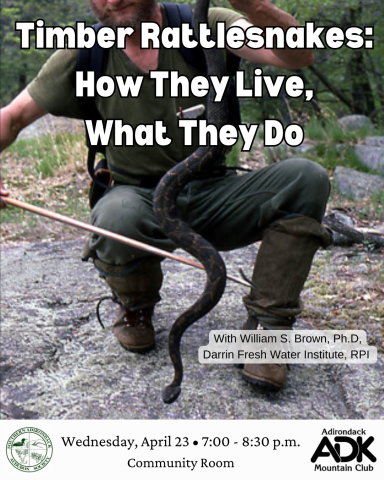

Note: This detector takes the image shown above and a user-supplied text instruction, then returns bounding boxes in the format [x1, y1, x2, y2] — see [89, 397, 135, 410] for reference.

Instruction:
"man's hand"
[0, 180, 9, 209]
[227, 0, 314, 70]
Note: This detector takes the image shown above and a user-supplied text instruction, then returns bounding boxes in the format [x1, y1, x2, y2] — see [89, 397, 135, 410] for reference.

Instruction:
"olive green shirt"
[28, 6, 242, 181]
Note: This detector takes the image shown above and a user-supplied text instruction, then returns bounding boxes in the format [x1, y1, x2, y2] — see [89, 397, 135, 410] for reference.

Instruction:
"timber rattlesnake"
[153, 0, 230, 403]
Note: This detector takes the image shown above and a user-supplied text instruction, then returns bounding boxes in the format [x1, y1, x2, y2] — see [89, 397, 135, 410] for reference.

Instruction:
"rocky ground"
[0, 240, 383, 420]
[0, 115, 383, 420]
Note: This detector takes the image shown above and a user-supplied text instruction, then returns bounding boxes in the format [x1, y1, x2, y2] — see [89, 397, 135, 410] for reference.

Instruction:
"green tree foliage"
[278, 0, 384, 124]
[209, 0, 383, 125]
[0, 0, 95, 105]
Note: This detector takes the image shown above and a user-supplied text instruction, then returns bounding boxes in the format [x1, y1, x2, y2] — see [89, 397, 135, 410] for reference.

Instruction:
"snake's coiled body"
[153, 0, 229, 403]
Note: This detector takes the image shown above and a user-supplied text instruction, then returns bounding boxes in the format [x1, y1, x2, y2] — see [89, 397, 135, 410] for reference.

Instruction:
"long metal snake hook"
[153, 0, 230, 403]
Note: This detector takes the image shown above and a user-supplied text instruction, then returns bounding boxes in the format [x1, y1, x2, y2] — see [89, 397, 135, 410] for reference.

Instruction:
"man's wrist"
[231, 0, 270, 20]
[244, 0, 267, 17]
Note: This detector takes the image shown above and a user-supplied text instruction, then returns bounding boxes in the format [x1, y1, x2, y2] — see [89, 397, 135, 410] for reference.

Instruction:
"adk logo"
[311, 435, 376, 472]
[311, 436, 376, 463]
[6, 427, 53, 472]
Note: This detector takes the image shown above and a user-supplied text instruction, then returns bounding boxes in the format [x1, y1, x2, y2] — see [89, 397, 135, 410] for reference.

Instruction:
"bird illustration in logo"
[12, 438, 27, 447]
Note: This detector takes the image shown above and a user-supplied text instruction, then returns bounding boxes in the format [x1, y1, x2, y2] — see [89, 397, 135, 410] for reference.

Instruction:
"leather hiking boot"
[241, 314, 291, 392]
[113, 305, 155, 353]
[242, 363, 287, 392]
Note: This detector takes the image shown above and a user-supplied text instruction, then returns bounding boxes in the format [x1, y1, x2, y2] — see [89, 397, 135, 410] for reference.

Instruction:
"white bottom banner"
[1, 420, 382, 479]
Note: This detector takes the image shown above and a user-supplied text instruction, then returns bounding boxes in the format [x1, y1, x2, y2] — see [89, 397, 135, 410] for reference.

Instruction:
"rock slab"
[337, 115, 373, 131]
[334, 166, 384, 199]
[16, 114, 83, 141]
[355, 144, 384, 173]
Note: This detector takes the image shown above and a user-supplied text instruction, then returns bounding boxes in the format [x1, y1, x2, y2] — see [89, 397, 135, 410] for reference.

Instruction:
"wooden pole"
[1, 196, 250, 288]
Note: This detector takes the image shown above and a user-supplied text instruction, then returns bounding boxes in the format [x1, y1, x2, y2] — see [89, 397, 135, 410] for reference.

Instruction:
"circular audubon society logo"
[6, 427, 53, 472]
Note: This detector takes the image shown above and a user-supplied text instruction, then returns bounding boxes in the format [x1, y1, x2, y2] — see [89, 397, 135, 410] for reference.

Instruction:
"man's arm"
[0, 88, 47, 207]
[227, 0, 314, 70]
[0, 88, 47, 152]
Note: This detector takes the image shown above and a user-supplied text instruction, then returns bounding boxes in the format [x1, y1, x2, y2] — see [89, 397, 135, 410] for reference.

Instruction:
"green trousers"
[89, 158, 330, 265]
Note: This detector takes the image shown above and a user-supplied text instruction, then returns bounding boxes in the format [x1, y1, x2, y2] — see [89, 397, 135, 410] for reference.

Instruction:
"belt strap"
[112, 165, 228, 188]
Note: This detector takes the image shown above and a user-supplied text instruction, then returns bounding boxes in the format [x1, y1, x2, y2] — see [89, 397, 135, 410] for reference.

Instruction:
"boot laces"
[95, 293, 120, 329]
